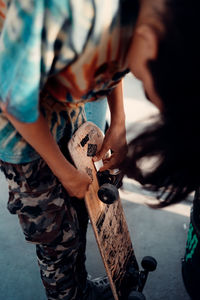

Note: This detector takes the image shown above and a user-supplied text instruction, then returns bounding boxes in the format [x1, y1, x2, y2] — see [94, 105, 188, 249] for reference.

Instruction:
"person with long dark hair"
[125, 1, 200, 298]
[94, 1, 200, 298]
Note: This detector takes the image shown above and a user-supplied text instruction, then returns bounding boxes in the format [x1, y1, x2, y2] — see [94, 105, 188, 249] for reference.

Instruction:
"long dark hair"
[122, 0, 200, 207]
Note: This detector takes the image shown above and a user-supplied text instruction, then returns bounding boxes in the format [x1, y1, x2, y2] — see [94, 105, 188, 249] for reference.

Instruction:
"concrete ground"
[0, 75, 191, 299]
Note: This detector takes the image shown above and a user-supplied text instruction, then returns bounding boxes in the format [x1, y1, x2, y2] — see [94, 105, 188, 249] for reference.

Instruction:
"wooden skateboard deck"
[68, 122, 139, 300]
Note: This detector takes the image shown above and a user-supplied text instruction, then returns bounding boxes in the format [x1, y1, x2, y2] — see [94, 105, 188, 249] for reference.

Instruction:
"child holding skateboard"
[0, 1, 135, 299]
[0, 0, 200, 299]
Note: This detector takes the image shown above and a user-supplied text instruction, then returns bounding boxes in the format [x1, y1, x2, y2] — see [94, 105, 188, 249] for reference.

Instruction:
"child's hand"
[59, 169, 92, 199]
[93, 123, 127, 171]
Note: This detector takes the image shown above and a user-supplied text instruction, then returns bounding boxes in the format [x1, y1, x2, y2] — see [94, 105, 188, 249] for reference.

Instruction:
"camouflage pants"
[0, 155, 89, 299]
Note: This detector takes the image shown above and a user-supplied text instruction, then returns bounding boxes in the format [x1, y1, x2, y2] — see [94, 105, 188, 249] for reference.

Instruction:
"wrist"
[110, 115, 126, 127]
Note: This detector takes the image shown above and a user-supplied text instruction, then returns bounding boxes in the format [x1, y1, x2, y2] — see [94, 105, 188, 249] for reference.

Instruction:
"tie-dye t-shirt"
[0, 0, 138, 163]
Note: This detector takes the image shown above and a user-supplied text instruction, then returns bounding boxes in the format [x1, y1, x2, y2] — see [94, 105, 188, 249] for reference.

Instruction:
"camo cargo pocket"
[0, 159, 79, 245]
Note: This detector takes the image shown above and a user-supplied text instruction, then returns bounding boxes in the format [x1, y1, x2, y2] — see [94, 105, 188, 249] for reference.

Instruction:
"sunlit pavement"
[0, 75, 191, 299]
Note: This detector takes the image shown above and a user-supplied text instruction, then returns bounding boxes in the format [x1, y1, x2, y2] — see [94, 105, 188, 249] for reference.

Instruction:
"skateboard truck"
[94, 159, 123, 204]
[97, 169, 123, 204]
[127, 256, 157, 300]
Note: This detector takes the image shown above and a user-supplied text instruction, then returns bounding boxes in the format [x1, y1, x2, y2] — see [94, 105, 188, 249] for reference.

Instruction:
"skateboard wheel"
[141, 256, 157, 272]
[98, 183, 119, 204]
[128, 291, 146, 300]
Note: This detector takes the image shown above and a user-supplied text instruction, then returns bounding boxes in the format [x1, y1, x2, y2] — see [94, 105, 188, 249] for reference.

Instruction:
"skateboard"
[68, 122, 157, 300]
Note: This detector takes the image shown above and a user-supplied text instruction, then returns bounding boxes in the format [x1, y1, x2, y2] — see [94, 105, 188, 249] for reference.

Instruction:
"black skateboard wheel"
[128, 291, 146, 300]
[141, 256, 157, 272]
[97, 183, 119, 204]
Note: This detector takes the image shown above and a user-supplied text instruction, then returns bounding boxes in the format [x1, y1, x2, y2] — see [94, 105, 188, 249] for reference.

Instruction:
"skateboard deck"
[68, 121, 139, 300]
